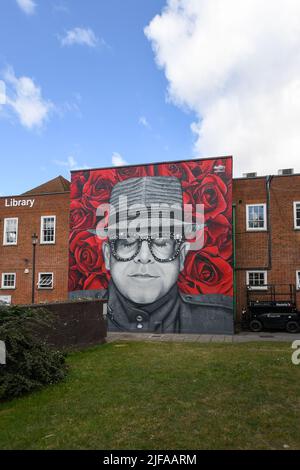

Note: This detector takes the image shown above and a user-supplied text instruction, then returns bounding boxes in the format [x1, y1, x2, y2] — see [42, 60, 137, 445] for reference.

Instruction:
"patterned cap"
[107, 176, 185, 238]
[109, 176, 183, 208]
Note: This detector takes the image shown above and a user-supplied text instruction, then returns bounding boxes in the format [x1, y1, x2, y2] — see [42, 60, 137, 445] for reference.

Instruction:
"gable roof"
[22, 176, 70, 195]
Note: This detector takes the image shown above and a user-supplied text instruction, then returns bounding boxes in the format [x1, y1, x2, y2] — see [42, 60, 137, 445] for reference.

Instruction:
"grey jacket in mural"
[106, 281, 233, 335]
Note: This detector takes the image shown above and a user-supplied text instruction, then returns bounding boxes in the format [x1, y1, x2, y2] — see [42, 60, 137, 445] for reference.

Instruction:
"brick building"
[1, 167, 300, 330]
[0, 176, 70, 305]
[233, 171, 300, 321]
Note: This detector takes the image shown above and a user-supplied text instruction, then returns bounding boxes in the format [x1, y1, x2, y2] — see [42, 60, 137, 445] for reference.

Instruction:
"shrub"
[0, 305, 68, 401]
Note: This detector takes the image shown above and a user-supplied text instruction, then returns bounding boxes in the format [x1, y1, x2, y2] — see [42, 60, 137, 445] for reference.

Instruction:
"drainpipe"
[266, 174, 273, 270]
[234, 175, 273, 325]
[232, 204, 237, 325]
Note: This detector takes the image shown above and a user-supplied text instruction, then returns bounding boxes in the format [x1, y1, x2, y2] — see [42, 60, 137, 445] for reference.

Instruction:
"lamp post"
[31, 233, 38, 304]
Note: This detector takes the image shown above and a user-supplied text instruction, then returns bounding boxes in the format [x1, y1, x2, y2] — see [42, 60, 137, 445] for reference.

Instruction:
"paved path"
[107, 331, 300, 343]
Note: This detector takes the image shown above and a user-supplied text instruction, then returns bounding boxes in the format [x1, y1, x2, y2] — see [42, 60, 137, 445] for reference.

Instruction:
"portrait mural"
[69, 157, 234, 334]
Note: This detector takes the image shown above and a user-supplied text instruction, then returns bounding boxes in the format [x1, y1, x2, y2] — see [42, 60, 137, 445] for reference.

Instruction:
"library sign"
[4, 198, 35, 208]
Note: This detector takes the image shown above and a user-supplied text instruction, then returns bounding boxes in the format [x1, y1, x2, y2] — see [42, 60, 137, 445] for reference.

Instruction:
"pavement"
[106, 331, 300, 343]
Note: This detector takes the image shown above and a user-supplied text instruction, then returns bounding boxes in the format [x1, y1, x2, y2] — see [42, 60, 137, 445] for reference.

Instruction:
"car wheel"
[249, 319, 263, 332]
[286, 321, 299, 333]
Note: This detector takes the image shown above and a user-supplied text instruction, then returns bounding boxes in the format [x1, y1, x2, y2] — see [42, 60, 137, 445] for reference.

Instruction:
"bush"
[0, 305, 68, 401]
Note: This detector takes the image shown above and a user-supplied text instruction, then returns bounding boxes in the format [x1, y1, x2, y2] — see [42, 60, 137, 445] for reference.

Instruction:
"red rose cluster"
[69, 159, 233, 297]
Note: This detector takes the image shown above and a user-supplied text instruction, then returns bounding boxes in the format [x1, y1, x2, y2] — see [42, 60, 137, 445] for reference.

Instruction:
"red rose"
[117, 165, 150, 181]
[204, 215, 232, 260]
[183, 188, 194, 205]
[192, 174, 228, 220]
[71, 172, 89, 199]
[70, 199, 97, 232]
[188, 160, 214, 179]
[157, 162, 196, 186]
[146, 165, 155, 176]
[187, 158, 232, 183]
[214, 158, 232, 183]
[69, 231, 105, 276]
[83, 272, 110, 291]
[178, 246, 233, 296]
[222, 182, 232, 222]
[68, 268, 84, 291]
[82, 170, 117, 210]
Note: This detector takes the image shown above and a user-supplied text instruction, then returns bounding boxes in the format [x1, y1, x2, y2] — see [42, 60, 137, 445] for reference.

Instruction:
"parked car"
[242, 284, 300, 333]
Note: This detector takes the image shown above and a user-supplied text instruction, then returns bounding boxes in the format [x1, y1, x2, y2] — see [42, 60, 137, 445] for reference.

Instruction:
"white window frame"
[3, 218, 18, 245]
[1, 273, 16, 290]
[293, 202, 300, 230]
[246, 271, 268, 290]
[40, 216, 56, 244]
[38, 272, 54, 290]
[246, 204, 267, 231]
[296, 271, 300, 291]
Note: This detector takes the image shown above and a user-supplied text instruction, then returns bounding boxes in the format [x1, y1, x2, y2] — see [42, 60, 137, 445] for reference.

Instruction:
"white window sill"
[247, 286, 268, 291]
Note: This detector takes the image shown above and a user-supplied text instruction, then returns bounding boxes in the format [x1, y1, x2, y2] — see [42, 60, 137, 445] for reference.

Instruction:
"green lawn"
[0, 340, 299, 450]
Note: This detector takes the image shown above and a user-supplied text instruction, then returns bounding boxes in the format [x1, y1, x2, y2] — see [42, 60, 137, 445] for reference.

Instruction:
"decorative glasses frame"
[109, 233, 184, 263]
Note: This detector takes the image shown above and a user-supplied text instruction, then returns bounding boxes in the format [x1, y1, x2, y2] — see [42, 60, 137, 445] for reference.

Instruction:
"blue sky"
[2, 1, 300, 194]
[0, 0, 195, 195]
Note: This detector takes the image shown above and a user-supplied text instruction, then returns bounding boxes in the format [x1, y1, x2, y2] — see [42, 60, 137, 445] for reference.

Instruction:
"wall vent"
[278, 168, 294, 176]
[243, 172, 257, 178]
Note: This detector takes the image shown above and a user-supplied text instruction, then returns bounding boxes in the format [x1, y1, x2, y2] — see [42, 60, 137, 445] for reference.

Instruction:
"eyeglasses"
[109, 235, 184, 263]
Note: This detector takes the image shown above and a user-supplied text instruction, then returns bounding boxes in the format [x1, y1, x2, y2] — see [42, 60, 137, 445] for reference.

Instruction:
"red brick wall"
[2, 171, 299, 322]
[233, 175, 300, 321]
[0, 192, 70, 305]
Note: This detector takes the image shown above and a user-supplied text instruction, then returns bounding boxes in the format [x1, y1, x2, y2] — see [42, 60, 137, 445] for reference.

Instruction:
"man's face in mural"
[103, 238, 189, 304]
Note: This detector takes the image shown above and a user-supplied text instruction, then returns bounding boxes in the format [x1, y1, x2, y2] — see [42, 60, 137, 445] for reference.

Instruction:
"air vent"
[243, 172, 257, 178]
[278, 168, 294, 176]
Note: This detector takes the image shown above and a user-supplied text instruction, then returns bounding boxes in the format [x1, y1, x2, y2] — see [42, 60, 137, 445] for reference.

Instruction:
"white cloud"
[16, 0, 36, 15]
[139, 116, 151, 129]
[145, 0, 300, 176]
[2, 67, 53, 129]
[54, 156, 77, 170]
[112, 152, 128, 167]
[0, 80, 6, 105]
[54, 156, 89, 171]
[60, 27, 99, 47]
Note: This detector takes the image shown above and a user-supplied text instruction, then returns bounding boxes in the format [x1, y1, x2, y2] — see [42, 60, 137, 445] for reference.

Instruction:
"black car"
[242, 284, 300, 333]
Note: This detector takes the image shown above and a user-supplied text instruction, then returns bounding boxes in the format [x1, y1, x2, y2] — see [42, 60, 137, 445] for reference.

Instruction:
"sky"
[1, 0, 300, 195]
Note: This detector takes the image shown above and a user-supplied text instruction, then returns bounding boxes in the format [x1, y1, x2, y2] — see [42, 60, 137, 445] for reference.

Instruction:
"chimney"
[278, 168, 294, 176]
[242, 172, 257, 178]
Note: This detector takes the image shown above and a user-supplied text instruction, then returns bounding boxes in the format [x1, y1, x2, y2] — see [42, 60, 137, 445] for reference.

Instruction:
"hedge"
[0, 305, 68, 401]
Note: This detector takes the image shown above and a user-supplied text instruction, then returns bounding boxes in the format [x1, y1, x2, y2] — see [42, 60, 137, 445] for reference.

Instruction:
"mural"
[69, 157, 233, 334]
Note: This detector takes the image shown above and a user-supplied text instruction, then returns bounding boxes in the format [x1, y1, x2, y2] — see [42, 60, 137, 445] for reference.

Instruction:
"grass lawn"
[0, 340, 300, 450]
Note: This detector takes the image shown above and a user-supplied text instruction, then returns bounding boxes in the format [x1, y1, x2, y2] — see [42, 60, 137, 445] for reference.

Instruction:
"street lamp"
[31, 233, 38, 304]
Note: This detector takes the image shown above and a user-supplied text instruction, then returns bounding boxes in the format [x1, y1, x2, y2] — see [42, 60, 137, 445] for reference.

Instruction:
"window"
[38, 273, 54, 289]
[40, 216, 56, 244]
[294, 202, 300, 229]
[1, 273, 16, 289]
[296, 271, 300, 290]
[246, 204, 267, 231]
[246, 271, 267, 289]
[3, 218, 18, 245]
